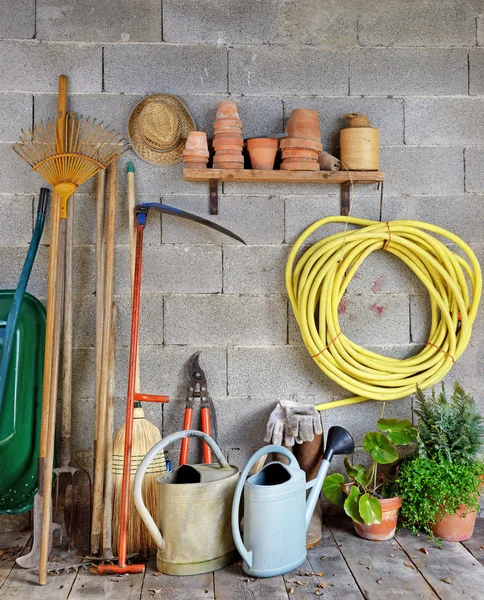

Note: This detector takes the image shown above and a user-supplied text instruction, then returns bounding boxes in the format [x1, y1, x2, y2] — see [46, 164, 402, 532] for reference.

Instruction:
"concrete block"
[72, 293, 164, 348]
[285, 194, 381, 245]
[382, 194, 484, 244]
[114, 244, 222, 295]
[72, 348, 95, 400]
[405, 98, 484, 146]
[0, 142, 45, 194]
[164, 295, 287, 346]
[381, 147, 464, 196]
[470, 49, 484, 95]
[223, 245, 288, 294]
[36, 0, 161, 42]
[442, 343, 484, 403]
[465, 147, 484, 192]
[283, 97, 403, 149]
[228, 346, 343, 398]
[104, 44, 227, 94]
[410, 295, 431, 345]
[337, 294, 411, 346]
[73, 246, 96, 295]
[0, 244, 48, 297]
[164, 0, 357, 46]
[359, 1, 476, 47]
[478, 16, 484, 46]
[0, 195, 33, 245]
[162, 195, 285, 246]
[0, 41, 102, 92]
[229, 46, 348, 96]
[0, 93, 32, 141]
[0, 0, 34, 39]
[350, 48, 468, 96]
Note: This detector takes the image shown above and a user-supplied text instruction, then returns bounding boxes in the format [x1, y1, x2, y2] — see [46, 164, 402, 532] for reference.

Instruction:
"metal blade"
[138, 202, 247, 245]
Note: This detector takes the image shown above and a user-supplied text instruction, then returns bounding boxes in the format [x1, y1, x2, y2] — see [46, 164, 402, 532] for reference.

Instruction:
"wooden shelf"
[183, 169, 384, 184]
[183, 169, 385, 216]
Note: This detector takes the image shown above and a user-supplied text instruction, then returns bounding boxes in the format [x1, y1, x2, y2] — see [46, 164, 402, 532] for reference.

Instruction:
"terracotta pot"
[246, 138, 279, 170]
[216, 100, 240, 120]
[352, 496, 402, 541]
[431, 505, 478, 542]
[280, 137, 323, 152]
[213, 139, 244, 148]
[281, 148, 320, 159]
[214, 126, 243, 135]
[215, 149, 243, 156]
[214, 118, 242, 128]
[214, 131, 244, 139]
[286, 109, 321, 141]
[212, 161, 244, 169]
[183, 156, 209, 163]
[183, 149, 210, 158]
[212, 143, 244, 151]
[280, 161, 320, 171]
[282, 157, 319, 163]
[184, 162, 208, 169]
[185, 131, 209, 152]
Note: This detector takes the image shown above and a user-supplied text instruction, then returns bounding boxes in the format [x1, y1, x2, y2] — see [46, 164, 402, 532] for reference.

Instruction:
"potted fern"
[322, 418, 417, 541]
[398, 382, 484, 541]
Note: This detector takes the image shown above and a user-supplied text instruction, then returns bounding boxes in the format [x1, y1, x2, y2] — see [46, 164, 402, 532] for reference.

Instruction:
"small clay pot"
[185, 131, 209, 152]
[280, 137, 323, 152]
[214, 126, 243, 135]
[214, 118, 242, 128]
[212, 161, 245, 169]
[213, 143, 244, 151]
[183, 149, 210, 158]
[213, 136, 244, 146]
[286, 109, 321, 141]
[280, 160, 320, 171]
[215, 100, 240, 120]
[214, 152, 244, 160]
[183, 156, 209, 163]
[184, 162, 208, 169]
[282, 157, 318, 163]
[352, 497, 402, 542]
[281, 148, 320, 159]
[431, 505, 478, 542]
[246, 138, 279, 170]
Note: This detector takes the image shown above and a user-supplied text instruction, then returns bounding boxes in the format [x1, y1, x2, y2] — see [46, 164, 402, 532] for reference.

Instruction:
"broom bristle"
[112, 407, 166, 556]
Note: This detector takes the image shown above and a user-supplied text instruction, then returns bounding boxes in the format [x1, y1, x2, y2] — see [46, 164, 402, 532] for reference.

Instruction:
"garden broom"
[111, 163, 166, 556]
[13, 75, 127, 585]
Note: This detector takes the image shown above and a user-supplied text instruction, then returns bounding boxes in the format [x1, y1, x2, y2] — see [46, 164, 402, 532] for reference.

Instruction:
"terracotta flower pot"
[184, 162, 208, 169]
[281, 148, 320, 159]
[214, 118, 242, 128]
[352, 496, 402, 541]
[280, 137, 323, 152]
[286, 109, 321, 141]
[214, 126, 243, 135]
[431, 505, 478, 542]
[246, 138, 279, 170]
[212, 161, 244, 169]
[185, 131, 209, 152]
[280, 160, 320, 171]
[216, 100, 240, 120]
[183, 156, 209, 163]
[213, 137, 244, 146]
[183, 150, 210, 158]
[282, 157, 319, 163]
[213, 143, 244, 151]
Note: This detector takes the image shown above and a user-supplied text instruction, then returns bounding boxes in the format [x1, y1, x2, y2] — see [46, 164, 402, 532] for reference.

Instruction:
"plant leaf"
[363, 431, 399, 464]
[322, 473, 346, 505]
[377, 418, 417, 445]
[344, 486, 364, 523]
[359, 493, 382, 525]
[344, 458, 369, 486]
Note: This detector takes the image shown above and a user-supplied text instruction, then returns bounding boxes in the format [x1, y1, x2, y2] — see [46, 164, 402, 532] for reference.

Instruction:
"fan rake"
[14, 112, 127, 211]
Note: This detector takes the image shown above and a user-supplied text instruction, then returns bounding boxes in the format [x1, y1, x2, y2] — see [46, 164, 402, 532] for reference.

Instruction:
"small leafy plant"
[398, 382, 484, 535]
[323, 418, 417, 525]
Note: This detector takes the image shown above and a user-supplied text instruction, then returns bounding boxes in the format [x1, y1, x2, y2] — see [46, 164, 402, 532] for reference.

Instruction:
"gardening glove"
[281, 401, 323, 444]
[264, 402, 295, 447]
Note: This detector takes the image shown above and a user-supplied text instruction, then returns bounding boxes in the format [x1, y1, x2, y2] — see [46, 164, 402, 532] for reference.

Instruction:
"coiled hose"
[286, 217, 482, 411]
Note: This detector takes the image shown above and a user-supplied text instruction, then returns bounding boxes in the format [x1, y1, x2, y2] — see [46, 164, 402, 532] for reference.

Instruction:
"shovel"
[53, 194, 91, 555]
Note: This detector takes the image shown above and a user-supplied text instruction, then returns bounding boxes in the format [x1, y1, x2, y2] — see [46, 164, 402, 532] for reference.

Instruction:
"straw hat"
[128, 95, 195, 165]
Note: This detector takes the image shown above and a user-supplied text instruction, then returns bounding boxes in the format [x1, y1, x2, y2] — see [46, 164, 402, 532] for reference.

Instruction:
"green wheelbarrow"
[0, 190, 48, 514]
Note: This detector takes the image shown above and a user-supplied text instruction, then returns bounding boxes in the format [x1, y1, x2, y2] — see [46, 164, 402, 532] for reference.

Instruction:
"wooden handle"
[91, 160, 118, 555]
[127, 165, 141, 394]
[102, 303, 118, 560]
[56, 75, 68, 154]
[39, 216, 67, 585]
[94, 171, 106, 459]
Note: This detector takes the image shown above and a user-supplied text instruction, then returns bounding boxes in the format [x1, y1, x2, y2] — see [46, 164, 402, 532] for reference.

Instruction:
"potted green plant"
[397, 382, 484, 541]
[323, 418, 417, 541]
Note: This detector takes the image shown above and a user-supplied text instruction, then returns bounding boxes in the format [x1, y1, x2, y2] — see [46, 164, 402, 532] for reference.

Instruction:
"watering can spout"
[305, 426, 354, 531]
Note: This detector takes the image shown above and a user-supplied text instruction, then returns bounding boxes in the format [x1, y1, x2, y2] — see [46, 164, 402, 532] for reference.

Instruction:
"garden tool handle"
[231, 445, 299, 568]
[179, 408, 193, 465]
[201, 406, 212, 463]
[134, 430, 229, 550]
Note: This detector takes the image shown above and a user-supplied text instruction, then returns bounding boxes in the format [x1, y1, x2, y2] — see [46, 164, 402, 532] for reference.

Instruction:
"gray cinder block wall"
[1, 0, 484, 511]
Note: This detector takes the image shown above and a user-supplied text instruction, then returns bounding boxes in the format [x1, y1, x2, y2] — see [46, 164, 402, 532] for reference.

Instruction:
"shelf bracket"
[209, 179, 219, 215]
[340, 183, 351, 216]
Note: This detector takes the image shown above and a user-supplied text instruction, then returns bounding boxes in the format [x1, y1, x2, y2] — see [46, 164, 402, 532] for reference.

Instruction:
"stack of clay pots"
[280, 109, 322, 171]
[212, 100, 244, 169]
[183, 131, 210, 169]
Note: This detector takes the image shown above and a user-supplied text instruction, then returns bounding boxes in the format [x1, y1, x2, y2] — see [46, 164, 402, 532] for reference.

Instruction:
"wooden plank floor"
[1, 518, 483, 599]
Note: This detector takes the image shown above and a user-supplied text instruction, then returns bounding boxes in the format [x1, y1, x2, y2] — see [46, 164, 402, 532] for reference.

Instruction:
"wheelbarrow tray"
[0, 291, 45, 514]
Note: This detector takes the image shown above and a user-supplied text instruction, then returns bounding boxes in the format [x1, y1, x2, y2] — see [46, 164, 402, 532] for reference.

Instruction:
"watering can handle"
[133, 429, 229, 550]
[231, 445, 299, 568]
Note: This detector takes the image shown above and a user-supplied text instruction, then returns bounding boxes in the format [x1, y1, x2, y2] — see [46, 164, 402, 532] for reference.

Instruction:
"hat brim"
[128, 95, 195, 166]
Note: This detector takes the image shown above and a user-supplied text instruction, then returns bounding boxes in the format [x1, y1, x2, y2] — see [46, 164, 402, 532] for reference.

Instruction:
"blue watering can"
[231, 426, 354, 578]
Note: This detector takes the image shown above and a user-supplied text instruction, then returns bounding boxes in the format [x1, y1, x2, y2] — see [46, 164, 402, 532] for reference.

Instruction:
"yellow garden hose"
[286, 217, 482, 411]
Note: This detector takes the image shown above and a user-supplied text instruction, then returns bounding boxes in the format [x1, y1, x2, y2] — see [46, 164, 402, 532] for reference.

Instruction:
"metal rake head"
[13, 112, 127, 196]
